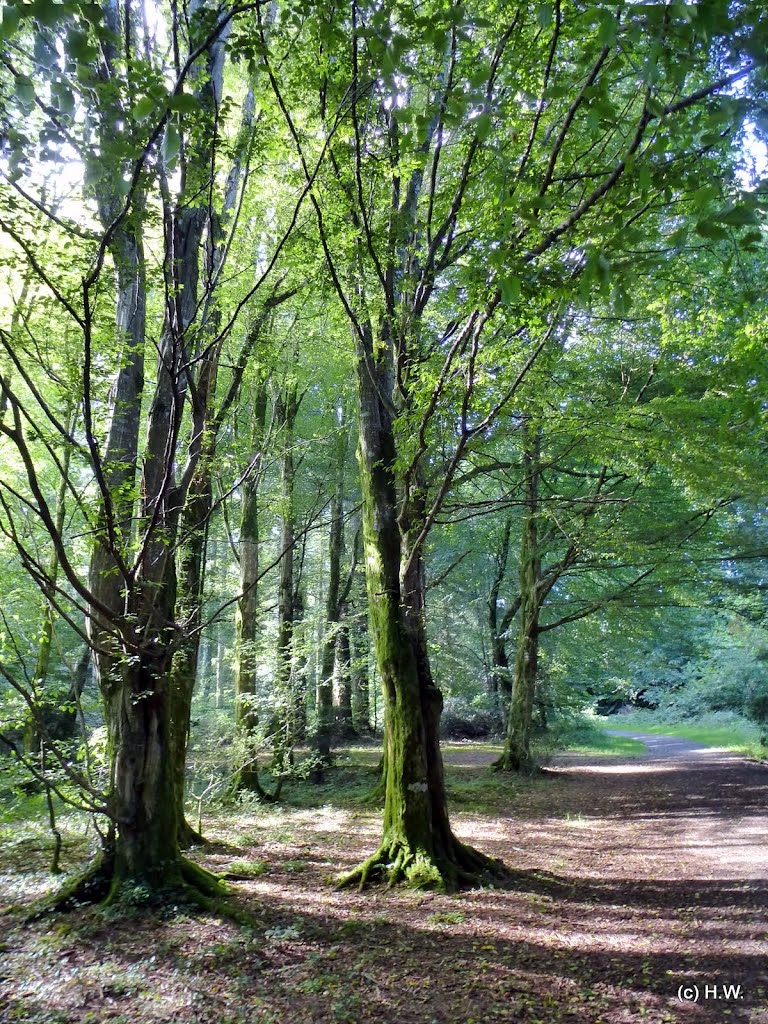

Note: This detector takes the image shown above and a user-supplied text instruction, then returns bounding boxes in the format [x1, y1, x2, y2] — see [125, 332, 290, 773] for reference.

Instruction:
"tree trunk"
[107, 651, 179, 889]
[169, 468, 212, 847]
[85, 647, 221, 905]
[316, 415, 347, 762]
[290, 585, 308, 745]
[334, 615, 356, 738]
[341, 353, 501, 890]
[350, 610, 371, 734]
[234, 382, 268, 792]
[497, 430, 542, 773]
[487, 516, 513, 728]
[168, 284, 224, 844]
[87, 226, 146, 685]
[272, 385, 298, 773]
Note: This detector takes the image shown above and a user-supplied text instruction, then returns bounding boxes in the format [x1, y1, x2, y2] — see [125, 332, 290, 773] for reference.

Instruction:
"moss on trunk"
[341, 356, 505, 891]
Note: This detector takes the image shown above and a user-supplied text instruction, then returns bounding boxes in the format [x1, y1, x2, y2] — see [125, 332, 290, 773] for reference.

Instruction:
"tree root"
[232, 765, 283, 803]
[179, 858, 229, 899]
[26, 851, 114, 921]
[178, 816, 209, 850]
[492, 753, 539, 774]
[338, 835, 507, 893]
[25, 852, 230, 920]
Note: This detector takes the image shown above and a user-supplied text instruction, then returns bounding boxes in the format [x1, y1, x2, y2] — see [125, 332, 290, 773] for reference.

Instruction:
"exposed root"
[338, 836, 507, 893]
[179, 857, 229, 899]
[492, 753, 539, 774]
[178, 817, 209, 850]
[25, 849, 232, 920]
[26, 852, 114, 921]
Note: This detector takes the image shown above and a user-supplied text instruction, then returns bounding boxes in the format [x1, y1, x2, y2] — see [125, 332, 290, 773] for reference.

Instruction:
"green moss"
[403, 852, 446, 891]
[225, 858, 270, 878]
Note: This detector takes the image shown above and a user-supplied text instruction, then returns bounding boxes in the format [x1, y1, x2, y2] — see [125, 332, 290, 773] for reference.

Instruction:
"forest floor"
[1, 733, 767, 1024]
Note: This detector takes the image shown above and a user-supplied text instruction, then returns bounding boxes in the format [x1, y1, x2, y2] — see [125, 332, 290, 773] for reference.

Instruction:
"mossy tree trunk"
[341, 353, 502, 890]
[106, 648, 180, 890]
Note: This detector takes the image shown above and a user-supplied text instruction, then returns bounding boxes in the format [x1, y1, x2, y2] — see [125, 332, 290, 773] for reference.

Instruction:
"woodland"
[0, 0, 767, 1021]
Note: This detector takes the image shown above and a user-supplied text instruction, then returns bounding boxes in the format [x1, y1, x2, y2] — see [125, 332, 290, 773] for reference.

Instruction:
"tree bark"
[169, 466, 212, 847]
[272, 384, 298, 772]
[350, 609, 372, 734]
[87, 226, 146, 686]
[334, 614, 356, 738]
[316, 413, 348, 762]
[486, 516, 514, 727]
[497, 428, 542, 773]
[341, 352, 502, 890]
[233, 381, 269, 793]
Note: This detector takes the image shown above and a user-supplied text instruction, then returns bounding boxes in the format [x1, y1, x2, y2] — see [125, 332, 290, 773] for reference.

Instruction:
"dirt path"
[438, 732, 768, 1020]
[2, 733, 767, 1024]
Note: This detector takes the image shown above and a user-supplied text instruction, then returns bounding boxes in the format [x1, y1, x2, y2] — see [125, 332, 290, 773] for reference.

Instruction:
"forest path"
[435, 730, 768, 1020]
[442, 729, 768, 884]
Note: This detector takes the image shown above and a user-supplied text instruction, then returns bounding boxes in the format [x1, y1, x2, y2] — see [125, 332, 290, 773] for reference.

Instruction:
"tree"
[0, 0, 303, 902]
[259, 0, 765, 885]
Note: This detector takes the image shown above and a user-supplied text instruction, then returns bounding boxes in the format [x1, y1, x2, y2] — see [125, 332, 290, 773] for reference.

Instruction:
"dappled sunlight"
[4, 737, 768, 1024]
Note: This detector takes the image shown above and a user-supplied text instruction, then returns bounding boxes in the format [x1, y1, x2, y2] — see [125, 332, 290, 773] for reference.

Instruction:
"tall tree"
[0, 0, 299, 902]
[261, 0, 765, 886]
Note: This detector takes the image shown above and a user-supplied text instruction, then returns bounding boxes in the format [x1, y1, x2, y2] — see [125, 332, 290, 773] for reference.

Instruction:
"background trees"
[0, 0, 766, 900]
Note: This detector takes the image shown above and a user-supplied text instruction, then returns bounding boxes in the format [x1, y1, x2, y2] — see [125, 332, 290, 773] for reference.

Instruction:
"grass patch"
[536, 716, 645, 760]
[426, 910, 465, 925]
[595, 711, 766, 760]
[226, 859, 270, 878]
[564, 732, 646, 757]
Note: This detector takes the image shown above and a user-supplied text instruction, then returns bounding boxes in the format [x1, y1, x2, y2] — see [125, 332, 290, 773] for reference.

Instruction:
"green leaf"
[169, 93, 197, 115]
[537, 3, 553, 28]
[51, 79, 75, 115]
[14, 74, 35, 109]
[596, 252, 611, 288]
[0, 5, 21, 39]
[597, 10, 618, 45]
[717, 206, 759, 228]
[475, 113, 492, 142]
[695, 221, 728, 240]
[32, 0, 70, 27]
[67, 28, 95, 61]
[132, 95, 156, 121]
[163, 121, 181, 169]
[737, 230, 762, 250]
[500, 277, 521, 306]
